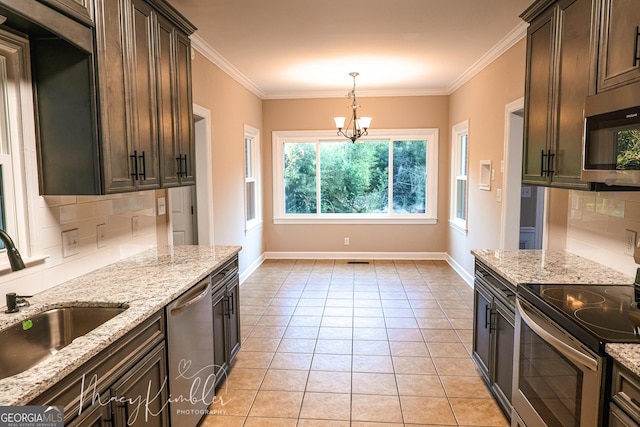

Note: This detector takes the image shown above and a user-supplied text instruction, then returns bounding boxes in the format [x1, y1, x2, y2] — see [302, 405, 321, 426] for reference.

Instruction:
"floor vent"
[347, 261, 370, 264]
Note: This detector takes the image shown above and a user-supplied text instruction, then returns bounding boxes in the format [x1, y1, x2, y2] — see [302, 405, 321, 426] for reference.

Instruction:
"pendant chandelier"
[333, 72, 372, 143]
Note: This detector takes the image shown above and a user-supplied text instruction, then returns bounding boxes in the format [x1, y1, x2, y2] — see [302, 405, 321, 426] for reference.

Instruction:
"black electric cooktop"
[518, 283, 640, 355]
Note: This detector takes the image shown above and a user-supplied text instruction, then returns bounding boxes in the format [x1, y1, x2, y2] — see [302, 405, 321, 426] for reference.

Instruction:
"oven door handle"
[516, 299, 598, 372]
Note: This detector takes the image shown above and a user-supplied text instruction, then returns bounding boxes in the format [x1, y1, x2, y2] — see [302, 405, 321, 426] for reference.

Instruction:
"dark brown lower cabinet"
[211, 256, 241, 388]
[111, 343, 168, 427]
[472, 261, 516, 420]
[609, 362, 640, 426]
[67, 392, 111, 427]
[68, 344, 168, 427]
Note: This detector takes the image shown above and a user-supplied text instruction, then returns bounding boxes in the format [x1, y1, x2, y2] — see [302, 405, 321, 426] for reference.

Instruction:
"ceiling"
[168, 0, 533, 99]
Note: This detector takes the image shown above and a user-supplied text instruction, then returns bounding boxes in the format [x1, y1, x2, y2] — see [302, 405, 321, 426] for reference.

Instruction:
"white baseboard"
[239, 253, 265, 284]
[264, 251, 448, 260]
[446, 254, 474, 288]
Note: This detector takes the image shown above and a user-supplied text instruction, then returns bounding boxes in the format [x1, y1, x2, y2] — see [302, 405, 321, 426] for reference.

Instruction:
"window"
[244, 124, 262, 231]
[272, 129, 438, 224]
[450, 120, 469, 233]
[0, 31, 39, 262]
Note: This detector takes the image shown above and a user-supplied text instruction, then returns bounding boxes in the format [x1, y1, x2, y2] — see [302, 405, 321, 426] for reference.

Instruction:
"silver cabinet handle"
[516, 299, 598, 372]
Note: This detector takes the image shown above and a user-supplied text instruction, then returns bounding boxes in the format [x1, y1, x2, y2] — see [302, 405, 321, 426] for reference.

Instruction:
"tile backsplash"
[0, 191, 158, 299]
[567, 190, 640, 278]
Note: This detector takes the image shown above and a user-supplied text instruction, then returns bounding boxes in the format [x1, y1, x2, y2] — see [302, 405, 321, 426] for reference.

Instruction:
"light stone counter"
[471, 249, 634, 286]
[0, 245, 241, 406]
[606, 344, 640, 377]
[472, 249, 640, 377]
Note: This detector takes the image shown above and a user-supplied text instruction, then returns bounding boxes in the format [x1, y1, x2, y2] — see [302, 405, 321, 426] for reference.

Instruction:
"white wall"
[447, 40, 526, 282]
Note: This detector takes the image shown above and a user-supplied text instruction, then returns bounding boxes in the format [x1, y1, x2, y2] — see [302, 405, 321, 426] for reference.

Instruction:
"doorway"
[519, 186, 545, 249]
[170, 185, 197, 244]
[169, 104, 214, 245]
[501, 98, 546, 250]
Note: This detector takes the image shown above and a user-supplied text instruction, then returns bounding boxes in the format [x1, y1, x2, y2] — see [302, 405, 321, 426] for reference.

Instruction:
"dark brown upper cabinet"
[597, 0, 640, 92]
[22, 0, 195, 195]
[521, 0, 599, 190]
[38, 0, 94, 25]
[157, 14, 195, 187]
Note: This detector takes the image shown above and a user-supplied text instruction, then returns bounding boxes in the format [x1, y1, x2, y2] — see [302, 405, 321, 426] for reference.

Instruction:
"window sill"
[273, 217, 438, 225]
[245, 219, 263, 234]
[449, 220, 468, 236]
[0, 254, 48, 277]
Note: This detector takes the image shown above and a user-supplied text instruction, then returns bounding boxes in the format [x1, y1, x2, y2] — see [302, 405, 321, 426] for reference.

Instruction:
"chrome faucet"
[0, 229, 25, 272]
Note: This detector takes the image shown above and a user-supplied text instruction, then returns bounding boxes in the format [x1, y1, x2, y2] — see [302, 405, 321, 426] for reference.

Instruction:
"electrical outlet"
[132, 216, 139, 237]
[344, 237, 350, 246]
[97, 224, 106, 248]
[626, 229, 637, 256]
[62, 229, 79, 258]
[496, 188, 503, 203]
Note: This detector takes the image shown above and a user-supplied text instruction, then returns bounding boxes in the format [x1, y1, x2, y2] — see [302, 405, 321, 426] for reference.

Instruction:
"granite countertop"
[471, 249, 634, 286]
[0, 245, 241, 406]
[472, 249, 640, 376]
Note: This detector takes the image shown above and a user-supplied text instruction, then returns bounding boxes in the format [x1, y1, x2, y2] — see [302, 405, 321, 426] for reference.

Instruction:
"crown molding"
[446, 21, 528, 94]
[263, 87, 450, 100]
[192, 21, 528, 100]
[190, 34, 266, 99]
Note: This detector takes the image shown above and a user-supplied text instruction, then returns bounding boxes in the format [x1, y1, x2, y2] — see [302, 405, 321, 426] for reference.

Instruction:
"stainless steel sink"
[0, 305, 127, 380]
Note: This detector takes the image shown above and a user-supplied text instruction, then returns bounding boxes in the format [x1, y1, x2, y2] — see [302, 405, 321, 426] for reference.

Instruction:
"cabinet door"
[67, 392, 112, 427]
[94, 0, 137, 193]
[472, 282, 492, 381]
[175, 30, 195, 185]
[156, 14, 179, 187]
[492, 299, 515, 417]
[523, 6, 556, 185]
[111, 343, 168, 427]
[127, 0, 160, 190]
[212, 286, 229, 388]
[226, 277, 241, 362]
[551, 0, 598, 188]
[598, 0, 640, 91]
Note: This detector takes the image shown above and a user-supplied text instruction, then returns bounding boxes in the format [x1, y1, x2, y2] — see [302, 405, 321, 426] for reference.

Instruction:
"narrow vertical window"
[244, 125, 262, 231]
[451, 120, 469, 233]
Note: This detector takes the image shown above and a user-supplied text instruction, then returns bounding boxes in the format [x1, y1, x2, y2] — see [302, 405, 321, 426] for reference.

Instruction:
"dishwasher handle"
[170, 280, 211, 316]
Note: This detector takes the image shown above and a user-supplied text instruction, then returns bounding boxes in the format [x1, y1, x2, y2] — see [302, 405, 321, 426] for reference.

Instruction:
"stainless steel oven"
[512, 299, 604, 427]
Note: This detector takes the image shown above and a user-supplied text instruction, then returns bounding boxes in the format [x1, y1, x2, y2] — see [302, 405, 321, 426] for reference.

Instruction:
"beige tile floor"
[201, 259, 509, 427]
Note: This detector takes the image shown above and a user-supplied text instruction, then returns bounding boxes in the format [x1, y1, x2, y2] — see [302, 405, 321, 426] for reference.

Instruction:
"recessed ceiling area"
[169, 0, 533, 99]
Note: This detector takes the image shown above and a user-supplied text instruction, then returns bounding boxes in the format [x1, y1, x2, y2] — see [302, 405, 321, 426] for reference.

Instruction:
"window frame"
[0, 31, 40, 267]
[450, 120, 469, 234]
[272, 129, 439, 224]
[243, 124, 262, 233]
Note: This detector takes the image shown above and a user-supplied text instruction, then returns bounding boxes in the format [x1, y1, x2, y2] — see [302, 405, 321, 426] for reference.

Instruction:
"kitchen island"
[0, 245, 241, 407]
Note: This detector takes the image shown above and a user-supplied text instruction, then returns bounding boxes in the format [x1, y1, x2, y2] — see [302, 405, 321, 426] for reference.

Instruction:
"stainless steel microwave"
[582, 83, 640, 187]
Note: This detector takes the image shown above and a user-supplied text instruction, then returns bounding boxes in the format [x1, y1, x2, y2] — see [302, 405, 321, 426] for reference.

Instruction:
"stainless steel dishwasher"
[166, 276, 215, 426]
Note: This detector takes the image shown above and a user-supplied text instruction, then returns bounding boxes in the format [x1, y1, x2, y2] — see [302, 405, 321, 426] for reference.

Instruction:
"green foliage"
[617, 129, 640, 170]
[393, 140, 427, 213]
[320, 141, 389, 213]
[284, 143, 316, 213]
[283, 139, 427, 215]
